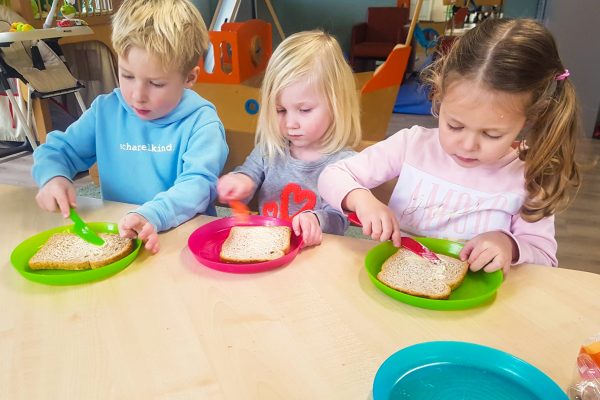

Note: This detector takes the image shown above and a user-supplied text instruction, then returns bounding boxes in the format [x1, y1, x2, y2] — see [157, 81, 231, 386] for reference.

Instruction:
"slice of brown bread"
[28, 233, 135, 271]
[377, 248, 469, 300]
[220, 226, 292, 263]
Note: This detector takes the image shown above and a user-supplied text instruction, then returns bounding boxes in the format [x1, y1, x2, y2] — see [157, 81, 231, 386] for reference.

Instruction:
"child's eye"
[276, 108, 286, 114]
[150, 82, 165, 88]
[120, 74, 133, 80]
[483, 132, 501, 139]
[447, 123, 462, 131]
[300, 108, 312, 113]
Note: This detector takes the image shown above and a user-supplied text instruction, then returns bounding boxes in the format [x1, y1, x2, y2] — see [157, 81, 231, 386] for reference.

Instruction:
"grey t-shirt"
[234, 146, 356, 235]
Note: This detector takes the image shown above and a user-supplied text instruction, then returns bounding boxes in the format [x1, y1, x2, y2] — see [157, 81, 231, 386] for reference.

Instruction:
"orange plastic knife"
[230, 200, 250, 224]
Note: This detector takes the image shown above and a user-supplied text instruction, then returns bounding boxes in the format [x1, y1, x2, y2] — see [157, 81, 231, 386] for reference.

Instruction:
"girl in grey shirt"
[217, 30, 362, 247]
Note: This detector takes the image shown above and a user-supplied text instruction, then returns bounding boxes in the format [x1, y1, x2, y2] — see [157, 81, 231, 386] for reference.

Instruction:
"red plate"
[188, 216, 303, 273]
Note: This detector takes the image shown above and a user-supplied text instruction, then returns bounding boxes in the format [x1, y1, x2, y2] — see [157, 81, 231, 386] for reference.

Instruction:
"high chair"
[0, 26, 92, 158]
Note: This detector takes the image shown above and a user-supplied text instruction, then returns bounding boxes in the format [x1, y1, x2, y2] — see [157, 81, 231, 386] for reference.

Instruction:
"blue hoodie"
[33, 88, 229, 232]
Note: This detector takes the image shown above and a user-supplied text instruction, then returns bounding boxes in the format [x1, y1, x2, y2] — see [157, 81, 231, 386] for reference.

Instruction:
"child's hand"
[35, 176, 77, 218]
[345, 189, 401, 247]
[459, 231, 517, 274]
[292, 212, 322, 247]
[217, 173, 255, 204]
[119, 213, 159, 254]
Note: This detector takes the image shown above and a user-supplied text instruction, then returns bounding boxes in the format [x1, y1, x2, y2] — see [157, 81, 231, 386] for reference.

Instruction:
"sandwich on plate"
[377, 247, 469, 299]
[220, 226, 291, 263]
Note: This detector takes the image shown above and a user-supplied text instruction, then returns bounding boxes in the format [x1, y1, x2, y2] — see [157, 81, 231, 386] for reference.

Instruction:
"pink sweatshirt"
[318, 126, 557, 266]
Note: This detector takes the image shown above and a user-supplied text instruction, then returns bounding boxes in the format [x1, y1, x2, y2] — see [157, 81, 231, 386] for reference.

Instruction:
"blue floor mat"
[393, 78, 432, 115]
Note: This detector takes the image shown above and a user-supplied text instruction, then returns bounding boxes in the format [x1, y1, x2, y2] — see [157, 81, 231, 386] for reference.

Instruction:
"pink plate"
[187, 215, 303, 273]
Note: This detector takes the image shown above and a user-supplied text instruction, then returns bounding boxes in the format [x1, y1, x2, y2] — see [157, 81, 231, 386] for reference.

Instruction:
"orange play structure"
[194, 30, 414, 142]
[194, 0, 424, 191]
[198, 19, 272, 85]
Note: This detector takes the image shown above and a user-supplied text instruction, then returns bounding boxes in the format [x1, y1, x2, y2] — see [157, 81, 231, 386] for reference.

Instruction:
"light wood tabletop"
[1, 183, 599, 399]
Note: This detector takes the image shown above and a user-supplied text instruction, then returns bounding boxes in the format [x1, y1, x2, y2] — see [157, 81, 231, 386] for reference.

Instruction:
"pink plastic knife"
[346, 211, 441, 263]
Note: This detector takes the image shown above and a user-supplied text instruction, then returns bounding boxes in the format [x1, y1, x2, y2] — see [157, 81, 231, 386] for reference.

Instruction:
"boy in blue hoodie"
[32, 0, 228, 254]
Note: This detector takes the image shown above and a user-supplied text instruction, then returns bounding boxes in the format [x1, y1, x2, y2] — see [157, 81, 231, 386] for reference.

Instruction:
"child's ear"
[184, 66, 200, 88]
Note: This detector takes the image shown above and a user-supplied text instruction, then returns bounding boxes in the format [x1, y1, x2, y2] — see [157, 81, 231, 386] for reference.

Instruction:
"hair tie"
[555, 69, 570, 81]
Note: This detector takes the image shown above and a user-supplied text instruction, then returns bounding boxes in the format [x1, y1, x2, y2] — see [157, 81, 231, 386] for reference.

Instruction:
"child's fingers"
[469, 248, 494, 272]
[370, 219, 385, 242]
[292, 216, 302, 236]
[144, 234, 160, 254]
[306, 221, 322, 247]
[459, 241, 475, 262]
[119, 227, 137, 239]
[391, 217, 402, 247]
[483, 253, 509, 273]
[390, 229, 402, 248]
[35, 191, 55, 213]
[137, 223, 155, 241]
[217, 188, 232, 203]
[66, 185, 77, 208]
[482, 257, 502, 273]
[56, 194, 73, 218]
[379, 217, 397, 244]
[120, 215, 145, 237]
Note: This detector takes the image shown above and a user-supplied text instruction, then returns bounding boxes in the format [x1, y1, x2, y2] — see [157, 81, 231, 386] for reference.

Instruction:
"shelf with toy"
[0, 25, 92, 44]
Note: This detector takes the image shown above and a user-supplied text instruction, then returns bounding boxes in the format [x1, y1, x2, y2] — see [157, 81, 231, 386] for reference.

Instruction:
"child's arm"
[217, 173, 256, 204]
[133, 121, 228, 232]
[460, 215, 557, 272]
[35, 176, 77, 218]
[292, 203, 349, 246]
[310, 203, 348, 236]
[508, 214, 558, 266]
[32, 103, 99, 217]
[459, 231, 517, 273]
[292, 212, 322, 247]
[217, 147, 265, 204]
[119, 213, 159, 254]
[344, 188, 401, 247]
[318, 130, 409, 212]
[32, 102, 99, 189]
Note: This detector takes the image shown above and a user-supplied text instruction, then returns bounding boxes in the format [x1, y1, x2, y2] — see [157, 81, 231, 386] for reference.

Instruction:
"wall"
[196, 0, 545, 55]
[198, 0, 396, 54]
[503, 0, 539, 18]
[190, 0, 212, 26]
[543, 0, 600, 137]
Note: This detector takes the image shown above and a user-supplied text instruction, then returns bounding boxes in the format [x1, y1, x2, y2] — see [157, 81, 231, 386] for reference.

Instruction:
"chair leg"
[3, 88, 38, 150]
[74, 91, 87, 113]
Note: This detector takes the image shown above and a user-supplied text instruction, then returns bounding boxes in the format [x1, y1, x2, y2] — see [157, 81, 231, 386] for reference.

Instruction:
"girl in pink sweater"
[318, 19, 582, 273]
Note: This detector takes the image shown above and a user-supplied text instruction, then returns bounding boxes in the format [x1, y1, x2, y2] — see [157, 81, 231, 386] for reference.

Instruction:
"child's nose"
[461, 133, 479, 151]
[132, 84, 147, 103]
[285, 114, 299, 129]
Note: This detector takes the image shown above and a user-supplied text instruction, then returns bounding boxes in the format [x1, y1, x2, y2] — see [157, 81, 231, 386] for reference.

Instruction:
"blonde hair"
[112, 0, 208, 73]
[256, 30, 361, 159]
[422, 18, 582, 222]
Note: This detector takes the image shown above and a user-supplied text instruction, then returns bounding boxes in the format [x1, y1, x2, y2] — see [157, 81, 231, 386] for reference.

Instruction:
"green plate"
[365, 238, 503, 310]
[10, 222, 142, 286]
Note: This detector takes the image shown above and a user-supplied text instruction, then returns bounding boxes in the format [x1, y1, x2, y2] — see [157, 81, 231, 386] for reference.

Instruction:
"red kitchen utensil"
[346, 211, 441, 263]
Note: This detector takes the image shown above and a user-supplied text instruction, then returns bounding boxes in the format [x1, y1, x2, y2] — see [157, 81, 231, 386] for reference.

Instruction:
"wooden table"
[1, 184, 599, 399]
